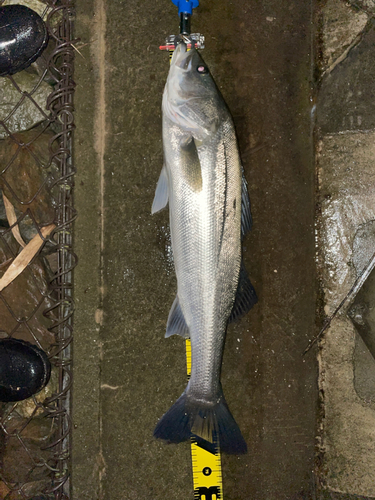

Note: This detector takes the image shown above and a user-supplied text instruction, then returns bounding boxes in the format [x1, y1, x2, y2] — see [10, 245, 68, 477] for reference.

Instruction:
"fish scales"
[152, 41, 257, 454]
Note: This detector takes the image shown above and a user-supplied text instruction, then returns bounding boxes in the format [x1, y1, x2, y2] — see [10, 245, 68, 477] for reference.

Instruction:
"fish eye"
[197, 65, 209, 74]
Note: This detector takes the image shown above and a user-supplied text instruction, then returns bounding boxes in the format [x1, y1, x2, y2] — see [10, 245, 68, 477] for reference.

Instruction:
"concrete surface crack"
[349, 1, 375, 18]
[322, 20, 370, 77]
[97, 450, 107, 498]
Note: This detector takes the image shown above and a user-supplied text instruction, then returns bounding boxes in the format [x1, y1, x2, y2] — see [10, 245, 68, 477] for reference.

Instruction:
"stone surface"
[318, 132, 375, 497]
[317, 133, 375, 308]
[318, 320, 375, 497]
[73, 0, 317, 498]
[352, 220, 375, 274]
[318, 20, 375, 134]
[348, 0, 375, 15]
[317, 7, 375, 496]
[321, 0, 368, 71]
[348, 222, 375, 403]
[69, 0, 375, 498]
[353, 330, 375, 402]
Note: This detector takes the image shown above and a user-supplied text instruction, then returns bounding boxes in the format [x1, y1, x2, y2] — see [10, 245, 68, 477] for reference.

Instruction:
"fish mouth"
[172, 40, 194, 71]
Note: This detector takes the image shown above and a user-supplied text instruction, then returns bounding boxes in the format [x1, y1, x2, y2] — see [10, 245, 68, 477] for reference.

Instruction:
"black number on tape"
[195, 485, 221, 500]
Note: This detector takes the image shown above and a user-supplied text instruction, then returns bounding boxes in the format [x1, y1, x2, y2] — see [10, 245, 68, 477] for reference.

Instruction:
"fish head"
[163, 42, 223, 141]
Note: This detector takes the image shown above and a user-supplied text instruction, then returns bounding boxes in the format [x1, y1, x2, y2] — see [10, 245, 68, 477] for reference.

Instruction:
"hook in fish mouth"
[174, 34, 195, 49]
[170, 39, 194, 71]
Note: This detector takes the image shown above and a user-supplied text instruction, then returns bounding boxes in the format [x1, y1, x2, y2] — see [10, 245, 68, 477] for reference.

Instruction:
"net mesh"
[0, 1, 76, 498]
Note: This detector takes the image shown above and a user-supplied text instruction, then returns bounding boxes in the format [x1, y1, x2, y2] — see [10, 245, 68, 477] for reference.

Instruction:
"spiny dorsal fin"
[241, 170, 252, 238]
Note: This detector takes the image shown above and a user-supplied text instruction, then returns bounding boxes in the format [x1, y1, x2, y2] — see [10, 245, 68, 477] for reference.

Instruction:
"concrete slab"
[317, 132, 375, 498]
[320, 0, 367, 71]
[71, 2, 103, 498]
[318, 19, 375, 134]
[316, 1, 375, 496]
[72, 0, 318, 498]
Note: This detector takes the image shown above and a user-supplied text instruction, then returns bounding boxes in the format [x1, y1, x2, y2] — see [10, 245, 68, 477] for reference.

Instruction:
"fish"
[152, 40, 257, 454]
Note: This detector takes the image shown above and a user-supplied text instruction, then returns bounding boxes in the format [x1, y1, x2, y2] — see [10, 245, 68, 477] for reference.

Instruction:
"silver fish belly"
[152, 42, 257, 454]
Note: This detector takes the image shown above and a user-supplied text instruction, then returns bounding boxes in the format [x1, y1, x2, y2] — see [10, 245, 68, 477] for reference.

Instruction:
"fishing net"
[0, 1, 76, 498]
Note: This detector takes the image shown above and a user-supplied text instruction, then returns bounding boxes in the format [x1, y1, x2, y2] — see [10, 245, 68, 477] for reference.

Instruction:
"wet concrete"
[318, 19, 375, 134]
[73, 0, 318, 499]
[316, 0, 375, 497]
[349, 222, 375, 403]
[317, 130, 375, 498]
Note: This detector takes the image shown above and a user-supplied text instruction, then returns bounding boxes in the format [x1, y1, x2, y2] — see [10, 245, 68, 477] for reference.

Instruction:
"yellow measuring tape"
[185, 339, 223, 500]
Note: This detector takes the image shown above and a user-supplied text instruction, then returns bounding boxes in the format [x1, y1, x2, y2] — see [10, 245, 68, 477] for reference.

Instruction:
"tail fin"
[154, 390, 247, 454]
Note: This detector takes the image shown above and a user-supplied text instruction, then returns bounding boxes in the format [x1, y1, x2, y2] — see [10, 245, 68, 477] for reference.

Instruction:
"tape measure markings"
[186, 339, 224, 499]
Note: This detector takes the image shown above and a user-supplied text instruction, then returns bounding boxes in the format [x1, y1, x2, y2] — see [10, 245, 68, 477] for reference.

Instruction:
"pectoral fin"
[165, 295, 190, 338]
[180, 137, 202, 193]
[229, 262, 258, 322]
[151, 165, 169, 214]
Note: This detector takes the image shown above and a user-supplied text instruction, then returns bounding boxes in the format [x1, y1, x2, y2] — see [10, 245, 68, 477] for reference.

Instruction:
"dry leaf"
[0, 224, 55, 292]
[2, 192, 26, 247]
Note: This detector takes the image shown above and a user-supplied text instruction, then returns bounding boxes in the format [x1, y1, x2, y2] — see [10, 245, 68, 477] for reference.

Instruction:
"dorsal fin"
[229, 262, 258, 322]
[241, 170, 252, 238]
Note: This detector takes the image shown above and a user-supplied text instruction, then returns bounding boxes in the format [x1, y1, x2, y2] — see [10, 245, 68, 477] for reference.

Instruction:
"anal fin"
[166, 295, 190, 338]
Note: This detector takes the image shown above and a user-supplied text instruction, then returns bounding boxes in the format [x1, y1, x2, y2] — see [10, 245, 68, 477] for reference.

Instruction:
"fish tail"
[154, 390, 247, 454]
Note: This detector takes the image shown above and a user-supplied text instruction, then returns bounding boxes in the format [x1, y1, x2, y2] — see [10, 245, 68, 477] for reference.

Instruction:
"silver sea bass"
[152, 41, 257, 454]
